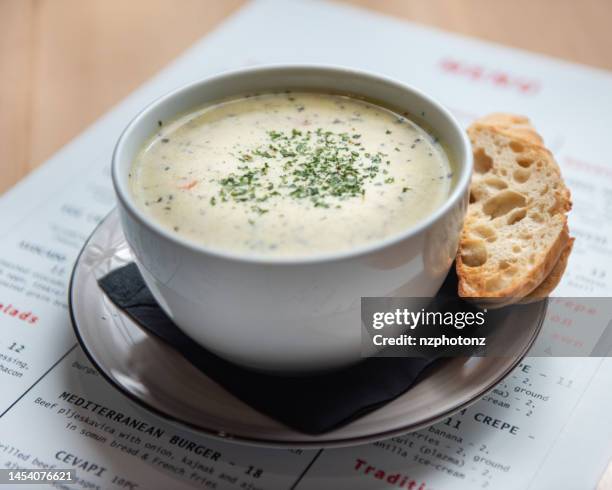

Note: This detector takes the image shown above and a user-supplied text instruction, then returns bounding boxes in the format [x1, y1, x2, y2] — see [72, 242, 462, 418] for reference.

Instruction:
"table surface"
[2, 0, 612, 195]
[1, 0, 612, 486]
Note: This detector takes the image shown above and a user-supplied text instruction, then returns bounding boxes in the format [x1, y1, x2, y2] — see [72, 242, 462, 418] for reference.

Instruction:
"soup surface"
[129, 92, 453, 257]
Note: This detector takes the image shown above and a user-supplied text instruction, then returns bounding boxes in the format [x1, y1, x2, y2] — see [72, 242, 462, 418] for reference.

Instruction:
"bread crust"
[456, 113, 573, 304]
[472, 113, 544, 146]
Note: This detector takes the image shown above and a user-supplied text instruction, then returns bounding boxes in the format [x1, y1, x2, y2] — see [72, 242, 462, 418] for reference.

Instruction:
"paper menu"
[1, 0, 612, 488]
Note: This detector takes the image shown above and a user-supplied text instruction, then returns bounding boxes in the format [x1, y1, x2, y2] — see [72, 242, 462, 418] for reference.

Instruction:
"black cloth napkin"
[98, 263, 437, 435]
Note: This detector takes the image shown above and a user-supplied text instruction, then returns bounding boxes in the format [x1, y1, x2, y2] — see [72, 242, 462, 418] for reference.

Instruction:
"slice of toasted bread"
[456, 113, 572, 304]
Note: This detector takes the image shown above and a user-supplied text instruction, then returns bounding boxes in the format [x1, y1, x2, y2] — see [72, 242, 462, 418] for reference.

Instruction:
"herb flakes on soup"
[129, 92, 453, 257]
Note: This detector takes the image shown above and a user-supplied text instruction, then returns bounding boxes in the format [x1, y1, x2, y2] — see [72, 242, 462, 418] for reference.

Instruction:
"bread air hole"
[499, 260, 511, 270]
[474, 148, 493, 173]
[461, 239, 487, 267]
[484, 177, 508, 189]
[507, 208, 527, 225]
[512, 245, 521, 253]
[517, 157, 533, 168]
[483, 190, 527, 219]
[509, 141, 524, 153]
[513, 169, 530, 183]
[548, 196, 565, 215]
[473, 224, 497, 242]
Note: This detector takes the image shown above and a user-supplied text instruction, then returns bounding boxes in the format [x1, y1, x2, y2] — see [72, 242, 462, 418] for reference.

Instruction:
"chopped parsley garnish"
[214, 128, 398, 215]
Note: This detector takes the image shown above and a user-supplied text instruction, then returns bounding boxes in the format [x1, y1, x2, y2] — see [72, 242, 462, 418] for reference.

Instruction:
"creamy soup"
[129, 92, 453, 257]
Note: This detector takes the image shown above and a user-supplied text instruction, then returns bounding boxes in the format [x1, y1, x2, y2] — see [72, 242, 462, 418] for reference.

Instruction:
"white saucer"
[69, 209, 546, 448]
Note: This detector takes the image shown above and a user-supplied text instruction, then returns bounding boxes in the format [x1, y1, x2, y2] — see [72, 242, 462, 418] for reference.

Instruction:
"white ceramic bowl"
[112, 65, 472, 373]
